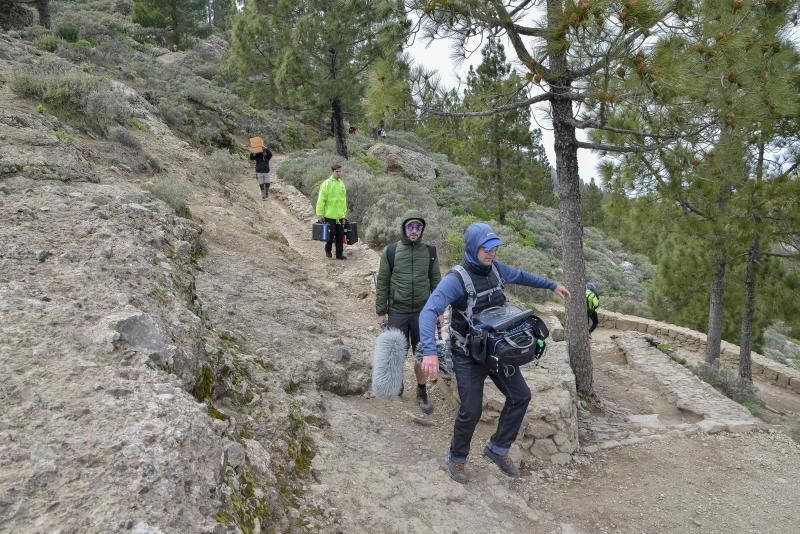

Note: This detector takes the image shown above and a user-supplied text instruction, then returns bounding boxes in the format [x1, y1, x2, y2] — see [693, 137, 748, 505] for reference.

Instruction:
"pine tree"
[580, 178, 604, 228]
[132, 0, 208, 48]
[206, 0, 236, 31]
[409, 0, 697, 398]
[364, 53, 414, 133]
[598, 0, 800, 370]
[458, 37, 552, 223]
[227, 0, 407, 158]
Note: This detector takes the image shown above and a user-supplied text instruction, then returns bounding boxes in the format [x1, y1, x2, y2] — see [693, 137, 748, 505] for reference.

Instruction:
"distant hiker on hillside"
[249, 144, 273, 200]
[586, 282, 600, 337]
[418, 223, 570, 484]
[315, 164, 348, 260]
[375, 210, 443, 414]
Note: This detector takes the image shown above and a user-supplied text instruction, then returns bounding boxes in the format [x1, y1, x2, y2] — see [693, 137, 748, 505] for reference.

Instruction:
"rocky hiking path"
[191, 159, 800, 533]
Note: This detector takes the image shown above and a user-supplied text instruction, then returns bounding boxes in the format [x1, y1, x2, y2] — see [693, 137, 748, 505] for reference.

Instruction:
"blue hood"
[463, 223, 502, 273]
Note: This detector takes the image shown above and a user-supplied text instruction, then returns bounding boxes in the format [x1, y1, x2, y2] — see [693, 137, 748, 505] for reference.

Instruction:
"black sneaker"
[335, 255, 348, 260]
[325, 251, 333, 258]
[416, 386, 433, 415]
[447, 456, 468, 484]
[482, 446, 520, 478]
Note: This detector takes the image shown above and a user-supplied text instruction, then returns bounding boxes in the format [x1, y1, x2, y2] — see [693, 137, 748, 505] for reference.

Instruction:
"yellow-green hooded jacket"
[315, 175, 347, 220]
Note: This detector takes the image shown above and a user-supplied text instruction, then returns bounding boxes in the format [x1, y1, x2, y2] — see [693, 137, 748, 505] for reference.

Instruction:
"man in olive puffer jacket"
[376, 209, 442, 414]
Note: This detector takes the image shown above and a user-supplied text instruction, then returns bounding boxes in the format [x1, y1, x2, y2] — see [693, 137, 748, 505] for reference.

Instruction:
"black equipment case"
[343, 221, 359, 245]
[312, 222, 330, 241]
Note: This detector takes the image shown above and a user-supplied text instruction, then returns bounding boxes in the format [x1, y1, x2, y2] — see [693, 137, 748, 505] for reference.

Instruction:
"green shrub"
[106, 128, 161, 174]
[203, 150, 241, 187]
[127, 118, 149, 131]
[83, 85, 135, 134]
[36, 103, 46, 113]
[34, 34, 61, 52]
[108, 126, 141, 150]
[72, 39, 94, 51]
[148, 178, 192, 219]
[56, 25, 80, 42]
[356, 155, 385, 173]
[55, 130, 75, 143]
[12, 64, 96, 116]
[740, 401, 761, 418]
[279, 121, 306, 149]
[654, 342, 687, 365]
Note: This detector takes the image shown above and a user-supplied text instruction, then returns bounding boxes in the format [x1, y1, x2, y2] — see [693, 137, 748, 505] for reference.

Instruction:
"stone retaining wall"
[548, 305, 800, 394]
[439, 311, 579, 465]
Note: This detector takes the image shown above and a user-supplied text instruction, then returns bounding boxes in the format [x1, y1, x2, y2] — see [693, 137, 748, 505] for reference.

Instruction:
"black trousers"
[324, 218, 344, 258]
[588, 310, 598, 333]
[449, 346, 531, 463]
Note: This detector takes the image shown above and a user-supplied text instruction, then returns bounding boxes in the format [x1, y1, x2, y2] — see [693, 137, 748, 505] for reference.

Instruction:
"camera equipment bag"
[451, 265, 549, 375]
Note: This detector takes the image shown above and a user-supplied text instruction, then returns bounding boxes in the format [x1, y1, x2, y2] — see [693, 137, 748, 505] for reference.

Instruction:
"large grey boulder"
[366, 143, 436, 182]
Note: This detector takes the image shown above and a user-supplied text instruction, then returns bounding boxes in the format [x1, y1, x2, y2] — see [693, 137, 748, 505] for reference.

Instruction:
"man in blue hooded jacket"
[418, 223, 570, 484]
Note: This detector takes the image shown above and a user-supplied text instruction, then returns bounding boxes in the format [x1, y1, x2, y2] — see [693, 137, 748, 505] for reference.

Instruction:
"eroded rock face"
[366, 143, 437, 182]
[0, 111, 97, 182]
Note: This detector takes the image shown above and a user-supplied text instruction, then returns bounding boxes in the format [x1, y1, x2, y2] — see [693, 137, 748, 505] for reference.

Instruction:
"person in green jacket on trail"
[315, 164, 348, 260]
[376, 209, 443, 414]
[586, 282, 600, 337]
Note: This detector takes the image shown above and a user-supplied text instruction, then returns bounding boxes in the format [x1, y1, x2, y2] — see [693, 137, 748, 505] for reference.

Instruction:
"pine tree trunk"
[551, 87, 593, 399]
[738, 142, 764, 381]
[704, 252, 725, 364]
[739, 236, 759, 381]
[496, 153, 506, 224]
[36, 0, 50, 29]
[331, 96, 348, 159]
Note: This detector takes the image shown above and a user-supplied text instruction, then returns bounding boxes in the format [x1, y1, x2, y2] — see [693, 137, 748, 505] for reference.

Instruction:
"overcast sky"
[407, 35, 603, 184]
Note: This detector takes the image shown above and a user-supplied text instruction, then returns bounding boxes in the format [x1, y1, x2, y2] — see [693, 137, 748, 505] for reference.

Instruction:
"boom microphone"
[371, 327, 407, 399]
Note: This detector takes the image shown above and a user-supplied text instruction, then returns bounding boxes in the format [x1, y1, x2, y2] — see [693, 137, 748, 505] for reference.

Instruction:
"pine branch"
[419, 91, 556, 117]
[575, 140, 649, 153]
[565, 117, 704, 140]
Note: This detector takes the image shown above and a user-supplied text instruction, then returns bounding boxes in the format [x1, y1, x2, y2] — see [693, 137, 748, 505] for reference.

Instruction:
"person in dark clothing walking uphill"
[586, 282, 600, 337]
[418, 223, 570, 484]
[376, 210, 443, 414]
[249, 145, 273, 199]
[315, 164, 348, 260]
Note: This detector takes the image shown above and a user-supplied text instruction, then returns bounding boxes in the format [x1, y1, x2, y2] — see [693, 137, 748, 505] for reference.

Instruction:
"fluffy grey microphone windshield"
[371, 327, 407, 399]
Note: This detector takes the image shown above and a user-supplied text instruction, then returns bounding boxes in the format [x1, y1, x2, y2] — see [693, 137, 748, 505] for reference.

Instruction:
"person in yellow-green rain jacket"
[315, 164, 348, 260]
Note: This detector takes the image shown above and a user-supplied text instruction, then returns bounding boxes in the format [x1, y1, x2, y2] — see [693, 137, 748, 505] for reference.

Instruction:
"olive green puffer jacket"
[375, 209, 442, 315]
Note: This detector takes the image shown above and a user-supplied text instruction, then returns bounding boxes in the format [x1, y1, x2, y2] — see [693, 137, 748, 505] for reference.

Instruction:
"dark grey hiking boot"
[446, 456, 467, 484]
[482, 446, 520, 478]
[416, 385, 433, 415]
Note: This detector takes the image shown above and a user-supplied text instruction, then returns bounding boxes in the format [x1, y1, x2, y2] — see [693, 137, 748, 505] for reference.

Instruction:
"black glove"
[317, 217, 325, 223]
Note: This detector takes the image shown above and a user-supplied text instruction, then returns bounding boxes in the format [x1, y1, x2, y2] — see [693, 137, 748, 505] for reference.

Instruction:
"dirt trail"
[191, 158, 800, 533]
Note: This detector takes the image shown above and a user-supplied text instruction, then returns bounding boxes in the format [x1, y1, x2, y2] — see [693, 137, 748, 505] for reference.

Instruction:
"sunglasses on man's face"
[481, 246, 500, 254]
[405, 223, 424, 232]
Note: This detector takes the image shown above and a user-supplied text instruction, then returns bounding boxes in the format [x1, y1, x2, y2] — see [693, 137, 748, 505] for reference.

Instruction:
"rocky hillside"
[0, 31, 362, 531]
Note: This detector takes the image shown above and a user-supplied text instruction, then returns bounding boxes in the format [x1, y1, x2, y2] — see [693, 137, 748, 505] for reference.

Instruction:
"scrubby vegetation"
[278, 135, 655, 310]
